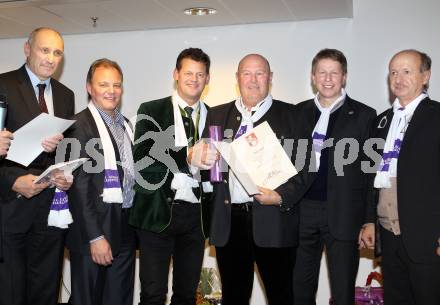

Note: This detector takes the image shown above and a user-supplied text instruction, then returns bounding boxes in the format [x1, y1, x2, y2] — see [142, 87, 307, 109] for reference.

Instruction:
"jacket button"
[167, 197, 172, 202]
[224, 200, 229, 204]
[223, 180, 227, 184]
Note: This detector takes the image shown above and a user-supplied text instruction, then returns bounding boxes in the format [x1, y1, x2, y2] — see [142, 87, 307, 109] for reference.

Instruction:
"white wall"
[1, 0, 439, 304]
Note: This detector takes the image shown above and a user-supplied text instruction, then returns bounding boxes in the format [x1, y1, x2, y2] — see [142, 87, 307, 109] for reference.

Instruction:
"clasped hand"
[187, 141, 219, 170]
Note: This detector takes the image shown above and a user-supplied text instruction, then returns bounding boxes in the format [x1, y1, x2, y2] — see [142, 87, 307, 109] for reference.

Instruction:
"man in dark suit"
[129, 48, 211, 305]
[193, 53, 298, 305]
[291, 49, 376, 305]
[63, 58, 136, 305]
[0, 27, 75, 305]
[367, 49, 440, 305]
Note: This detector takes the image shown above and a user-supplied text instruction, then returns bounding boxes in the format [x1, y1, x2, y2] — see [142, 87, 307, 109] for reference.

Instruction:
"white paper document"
[34, 158, 89, 184]
[6, 113, 75, 167]
[214, 121, 297, 195]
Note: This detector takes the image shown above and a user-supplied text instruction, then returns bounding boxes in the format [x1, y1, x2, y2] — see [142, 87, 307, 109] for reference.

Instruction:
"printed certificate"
[214, 121, 297, 195]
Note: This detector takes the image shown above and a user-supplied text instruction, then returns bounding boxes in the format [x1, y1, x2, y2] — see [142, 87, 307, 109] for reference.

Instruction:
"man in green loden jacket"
[130, 48, 213, 305]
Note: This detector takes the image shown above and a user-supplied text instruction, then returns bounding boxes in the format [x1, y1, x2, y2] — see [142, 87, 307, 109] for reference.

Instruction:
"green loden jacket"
[129, 96, 211, 238]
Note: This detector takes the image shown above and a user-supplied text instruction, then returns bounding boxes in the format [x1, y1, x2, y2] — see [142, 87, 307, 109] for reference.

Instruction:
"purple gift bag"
[330, 272, 384, 305]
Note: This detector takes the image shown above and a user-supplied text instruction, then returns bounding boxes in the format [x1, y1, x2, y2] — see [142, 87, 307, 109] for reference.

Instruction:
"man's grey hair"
[27, 27, 63, 46]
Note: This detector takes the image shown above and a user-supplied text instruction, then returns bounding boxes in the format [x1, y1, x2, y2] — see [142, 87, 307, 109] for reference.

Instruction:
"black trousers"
[0, 198, 65, 305]
[137, 203, 205, 305]
[380, 226, 440, 305]
[69, 210, 136, 305]
[215, 205, 295, 305]
[293, 199, 359, 305]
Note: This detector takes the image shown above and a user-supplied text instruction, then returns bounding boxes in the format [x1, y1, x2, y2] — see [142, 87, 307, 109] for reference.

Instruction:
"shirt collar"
[25, 64, 51, 90]
[95, 103, 124, 127]
[394, 93, 427, 112]
[314, 88, 346, 113]
[173, 91, 200, 113]
[238, 94, 272, 114]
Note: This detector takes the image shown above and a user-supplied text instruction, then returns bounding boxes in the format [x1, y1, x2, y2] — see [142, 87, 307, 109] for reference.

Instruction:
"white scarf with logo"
[374, 94, 426, 188]
[88, 103, 133, 203]
[311, 89, 346, 169]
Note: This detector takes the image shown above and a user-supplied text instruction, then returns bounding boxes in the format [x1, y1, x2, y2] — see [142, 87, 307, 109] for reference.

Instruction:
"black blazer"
[204, 99, 299, 247]
[0, 65, 74, 261]
[0, 65, 74, 218]
[373, 97, 440, 263]
[63, 108, 129, 255]
[294, 96, 377, 241]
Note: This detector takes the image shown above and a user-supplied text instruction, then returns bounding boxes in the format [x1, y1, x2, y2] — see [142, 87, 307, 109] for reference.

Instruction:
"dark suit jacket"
[295, 96, 377, 241]
[0, 65, 74, 261]
[204, 99, 300, 248]
[129, 97, 211, 237]
[0, 65, 74, 223]
[373, 97, 440, 263]
[63, 108, 129, 255]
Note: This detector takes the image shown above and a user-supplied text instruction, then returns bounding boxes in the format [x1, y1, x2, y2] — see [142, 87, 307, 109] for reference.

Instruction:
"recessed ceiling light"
[184, 7, 217, 16]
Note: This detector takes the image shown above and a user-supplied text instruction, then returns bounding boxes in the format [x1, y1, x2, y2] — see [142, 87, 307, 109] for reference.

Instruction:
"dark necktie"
[184, 106, 201, 199]
[184, 106, 196, 147]
[37, 83, 48, 113]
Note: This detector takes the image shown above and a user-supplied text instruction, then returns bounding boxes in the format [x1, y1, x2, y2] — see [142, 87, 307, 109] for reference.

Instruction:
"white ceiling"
[0, 0, 353, 39]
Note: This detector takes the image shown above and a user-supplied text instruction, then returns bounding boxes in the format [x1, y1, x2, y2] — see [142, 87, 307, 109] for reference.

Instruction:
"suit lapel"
[163, 97, 174, 130]
[301, 100, 317, 135]
[51, 80, 63, 117]
[17, 66, 40, 118]
[375, 109, 394, 140]
[400, 98, 430, 155]
[162, 97, 188, 173]
[329, 97, 357, 138]
[219, 102, 242, 183]
[224, 102, 242, 140]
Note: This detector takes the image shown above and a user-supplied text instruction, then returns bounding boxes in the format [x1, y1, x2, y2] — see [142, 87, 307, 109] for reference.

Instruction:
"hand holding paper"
[214, 121, 297, 195]
[34, 158, 89, 185]
[12, 174, 50, 199]
[254, 186, 282, 205]
[50, 169, 73, 191]
[42, 133, 64, 153]
[6, 113, 75, 166]
[0, 129, 13, 156]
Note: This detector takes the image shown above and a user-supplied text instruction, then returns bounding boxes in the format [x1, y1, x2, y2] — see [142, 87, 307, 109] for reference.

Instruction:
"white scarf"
[229, 95, 273, 202]
[235, 94, 273, 128]
[311, 89, 346, 169]
[48, 185, 73, 229]
[88, 103, 133, 203]
[172, 92, 208, 147]
[171, 92, 209, 202]
[374, 94, 426, 188]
